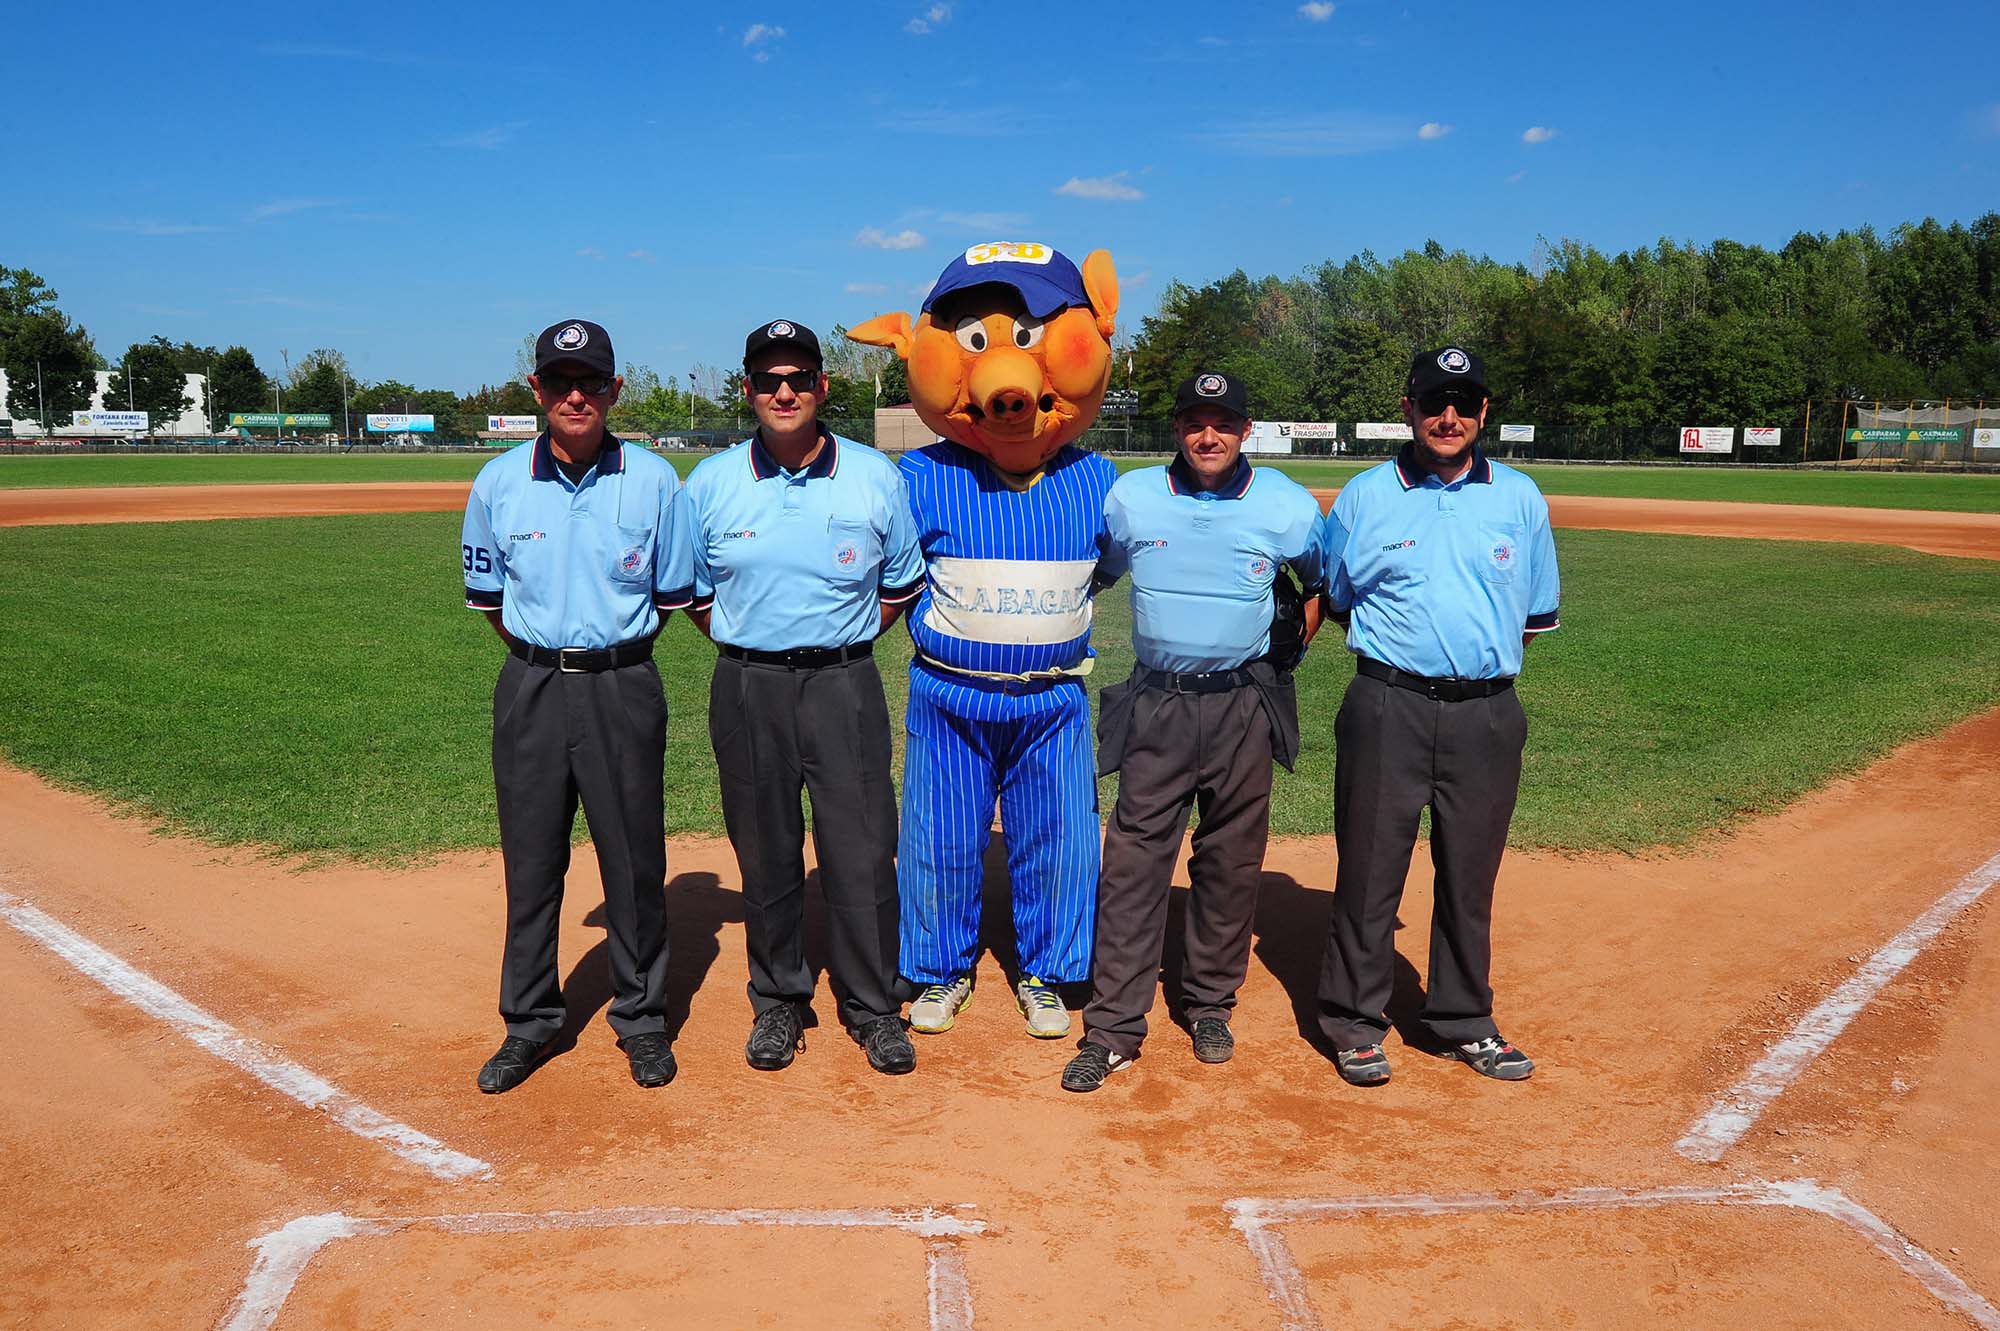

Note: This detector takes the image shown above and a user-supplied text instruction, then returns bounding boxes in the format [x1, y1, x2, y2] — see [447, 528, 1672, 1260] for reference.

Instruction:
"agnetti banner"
[366, 414, 436, 433]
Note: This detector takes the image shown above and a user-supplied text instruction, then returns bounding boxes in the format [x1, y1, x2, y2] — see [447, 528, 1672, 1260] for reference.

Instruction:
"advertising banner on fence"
[487, 415, 539, 432]
[1243, 422, 1295, 455]
[226, 412, 332, 428]
[1679, 426, 1735, 453]
[366, 414, 436, 433]
[1498, 423, 1535, 443]
[71, 410, 149, 431]
[1355, 422, 1413, 441]
[1744, 427, 1781, 447]
[1975, 429, 2000, 450]
[1847, 427, 1966, 445]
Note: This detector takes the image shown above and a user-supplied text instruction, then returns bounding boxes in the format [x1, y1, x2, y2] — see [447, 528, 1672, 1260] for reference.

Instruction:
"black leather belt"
[1357, 656, 1513, 702]
[719, 640, 874, 670]
[509, 637, 654, 672]
[1139, 665, 1256, 695]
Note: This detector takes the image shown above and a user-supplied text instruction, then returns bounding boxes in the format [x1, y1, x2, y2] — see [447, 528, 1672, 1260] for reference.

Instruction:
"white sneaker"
[1015, 975, 1071, 1039]
[909, 975, 974, 1034]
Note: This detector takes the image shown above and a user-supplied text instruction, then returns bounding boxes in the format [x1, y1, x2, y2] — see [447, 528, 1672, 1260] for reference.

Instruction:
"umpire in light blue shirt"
[1060, 371, 1335, 1092]
[1314, 346, 1560, 1090]
[680, 319, 925, 1076]
[460, 318, 694, 1095]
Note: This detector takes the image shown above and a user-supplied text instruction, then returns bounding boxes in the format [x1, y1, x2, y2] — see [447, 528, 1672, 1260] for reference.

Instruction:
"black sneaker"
[1190, 1018, 1235, 1064]
[1334, 1043, 1392, 1087]
[746, 1003, 805, 1071]
[1060, 1040, 1132, 1093]
[476, 1035, 548, 1094]
[619, 1032, 677, 1088]
[1447, 1035, 1535, 1081]
[854, 1016, 916, 1075]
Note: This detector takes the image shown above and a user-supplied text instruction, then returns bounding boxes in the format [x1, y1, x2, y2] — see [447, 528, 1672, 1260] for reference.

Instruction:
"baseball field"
[2, 452, 1999, 1329]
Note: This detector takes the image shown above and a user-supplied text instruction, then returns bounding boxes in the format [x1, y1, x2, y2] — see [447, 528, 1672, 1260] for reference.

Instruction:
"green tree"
[285, 349, 351, 416]
[208, 347, 270, 422]
[104, 341, 195, 430]
[3, 313, 98, 430]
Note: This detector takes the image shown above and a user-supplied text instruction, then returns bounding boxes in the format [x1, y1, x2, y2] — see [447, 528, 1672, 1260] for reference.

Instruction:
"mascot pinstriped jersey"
[850, 242, 1120, 1012]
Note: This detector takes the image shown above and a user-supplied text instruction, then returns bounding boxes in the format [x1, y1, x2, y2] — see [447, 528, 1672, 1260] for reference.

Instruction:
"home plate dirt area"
[0, 482, 1997, 1328]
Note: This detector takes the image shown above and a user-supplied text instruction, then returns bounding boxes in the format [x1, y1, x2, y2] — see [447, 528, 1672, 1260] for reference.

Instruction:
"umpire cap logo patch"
[1196, 373, 1227, 397]
[768, 321, 794, 339]
[555, 323, 589, 351]
[1437, 348, 1470, 374]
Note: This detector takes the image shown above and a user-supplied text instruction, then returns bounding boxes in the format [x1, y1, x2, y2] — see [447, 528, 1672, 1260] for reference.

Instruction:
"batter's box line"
[219, 1203, 990, 1331]
[1227, 1179, 1999, 1331]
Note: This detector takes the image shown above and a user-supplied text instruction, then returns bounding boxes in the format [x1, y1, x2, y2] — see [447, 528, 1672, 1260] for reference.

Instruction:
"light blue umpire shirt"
[681, 430, 926, 652]
[1099, 456, 1334, 674]
[1325, 445, 1560, 680]
[461, 432, 694, 648]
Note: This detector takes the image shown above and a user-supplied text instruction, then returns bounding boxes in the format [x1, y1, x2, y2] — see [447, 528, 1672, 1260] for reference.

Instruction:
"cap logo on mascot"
[848, 241, 1119, 478]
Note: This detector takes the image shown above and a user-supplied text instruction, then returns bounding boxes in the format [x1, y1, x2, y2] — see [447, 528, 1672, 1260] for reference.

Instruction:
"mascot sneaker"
[909, 976, 974, 1033]
[1015, 976, 1071, 1039]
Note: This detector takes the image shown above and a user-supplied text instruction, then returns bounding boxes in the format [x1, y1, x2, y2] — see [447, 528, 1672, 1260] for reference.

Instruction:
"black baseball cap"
[1172, 370, 1251, 421]
[534, 319, 616, 377]
[743, 319, 822, 369]
[1406, 346, 1487, 397]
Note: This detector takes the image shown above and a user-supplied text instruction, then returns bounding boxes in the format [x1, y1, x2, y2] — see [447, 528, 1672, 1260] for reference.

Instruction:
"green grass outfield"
[2, 513, 1997, 861]
[4, 449, 1999, 512]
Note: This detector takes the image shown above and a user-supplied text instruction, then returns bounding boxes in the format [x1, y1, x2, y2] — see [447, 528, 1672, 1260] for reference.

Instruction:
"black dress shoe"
[477, 1035, 548, 1094]
[620, 1032, 677, 1088]
[854, 1015, 916, 1075]
[746, 1003, 805, 1071]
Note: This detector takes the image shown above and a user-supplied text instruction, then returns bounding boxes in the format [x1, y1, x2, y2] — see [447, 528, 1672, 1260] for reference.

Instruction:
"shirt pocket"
[827, 518, 881, 585]
[1476, 521, 1525, 585]
[608, 522, 656, 584]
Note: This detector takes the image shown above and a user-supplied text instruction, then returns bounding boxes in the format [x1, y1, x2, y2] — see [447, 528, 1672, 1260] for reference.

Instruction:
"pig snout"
[965, 347, 1051, 424]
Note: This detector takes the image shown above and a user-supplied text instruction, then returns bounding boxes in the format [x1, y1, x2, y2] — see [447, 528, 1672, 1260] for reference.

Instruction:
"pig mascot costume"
[849, 241, 1119, 1039]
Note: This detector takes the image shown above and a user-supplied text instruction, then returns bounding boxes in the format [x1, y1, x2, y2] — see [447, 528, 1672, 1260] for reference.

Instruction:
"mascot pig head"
[849, 241, 1118, 477]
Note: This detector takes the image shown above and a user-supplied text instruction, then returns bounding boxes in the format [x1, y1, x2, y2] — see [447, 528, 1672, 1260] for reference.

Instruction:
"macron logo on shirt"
[722, 530, 757, 540]
[1382, 538, 1417, 552]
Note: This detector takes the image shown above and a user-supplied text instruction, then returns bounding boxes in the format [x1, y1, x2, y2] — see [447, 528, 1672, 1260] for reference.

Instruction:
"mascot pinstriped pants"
[897, 664, 1099, 987]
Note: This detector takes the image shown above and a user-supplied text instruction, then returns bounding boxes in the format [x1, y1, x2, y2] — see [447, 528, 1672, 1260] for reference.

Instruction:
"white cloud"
[753, 51, 771, 63]
[743, 23, 785, 46]
[1055, 172, 1145, 201]
[1522, 126, 1558, 144]
[577, 246, 606, 260]
[855, 226, 927, 250]
[1299, 2, 1335, 19]
[906, 3, 951, 33]
[1198, 35, 1230, 46]
[627, 249, 657, 263]
[1123, 270, 1152, 289]
[1417, 122, 1450, 140]
[440, 122, 525, 150]
[845, 281, 891, 295]
[1976, 103, 2000, 138]
[1505, 170, 1527, 185]
[247, 198, 339, 223]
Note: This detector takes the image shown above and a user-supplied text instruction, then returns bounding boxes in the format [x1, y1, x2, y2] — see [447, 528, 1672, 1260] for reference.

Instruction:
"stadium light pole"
[341, 372, 351, 443]
[35, 359, 46, 438]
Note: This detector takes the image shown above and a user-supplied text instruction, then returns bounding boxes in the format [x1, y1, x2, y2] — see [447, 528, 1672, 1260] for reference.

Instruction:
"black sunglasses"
[540, 372, 615, 397]
[1415, 388, 1486, 418]
[749, 368, 820, 395]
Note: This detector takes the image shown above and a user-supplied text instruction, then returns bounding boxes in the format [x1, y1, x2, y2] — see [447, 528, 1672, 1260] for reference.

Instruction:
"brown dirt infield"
[4, 481, 1999, 561]
[1, 483, 1997, 1328]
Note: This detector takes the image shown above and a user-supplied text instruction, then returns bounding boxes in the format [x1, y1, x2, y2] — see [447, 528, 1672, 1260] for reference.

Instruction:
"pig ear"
[846, 311, 914, 360]
[1081, 250, 1119, 340]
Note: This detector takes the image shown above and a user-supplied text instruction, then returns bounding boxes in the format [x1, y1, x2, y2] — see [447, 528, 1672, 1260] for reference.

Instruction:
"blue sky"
[11, 0, 1998, 392]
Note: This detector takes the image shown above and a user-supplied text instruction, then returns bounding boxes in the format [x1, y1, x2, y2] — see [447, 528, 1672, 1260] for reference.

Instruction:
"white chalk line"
[218, 1204, 988, 1331]
[0, 883, 491, 1183]
[1677, 847, 2000, 1162]
[1228, 1180, 2000, 1331]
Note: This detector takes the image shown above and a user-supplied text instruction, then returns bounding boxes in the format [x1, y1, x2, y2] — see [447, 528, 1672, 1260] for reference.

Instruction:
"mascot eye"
[953, 316, 988, 353]
[1009, 315, 1044, 349]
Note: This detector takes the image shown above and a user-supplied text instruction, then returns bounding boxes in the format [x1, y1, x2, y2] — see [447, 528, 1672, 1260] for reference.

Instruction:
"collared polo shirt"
[681, 430, 924, 652]
[1100, 456, 1332, 673]
[1326, 445, 1559, 680]
[461, 432, 694, 649]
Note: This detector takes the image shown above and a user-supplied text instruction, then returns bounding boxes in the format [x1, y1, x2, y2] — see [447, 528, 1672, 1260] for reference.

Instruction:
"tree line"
[1127, 215, 2000, 429]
